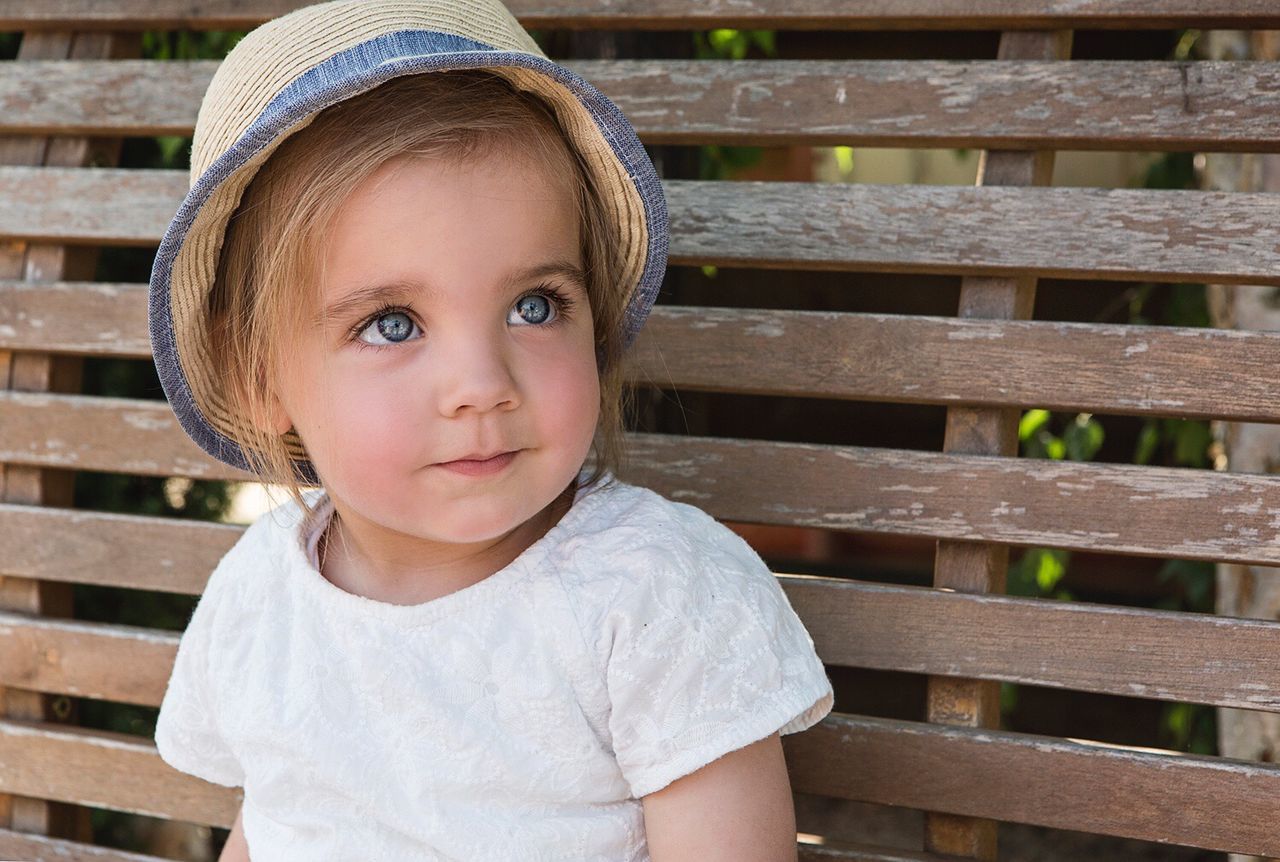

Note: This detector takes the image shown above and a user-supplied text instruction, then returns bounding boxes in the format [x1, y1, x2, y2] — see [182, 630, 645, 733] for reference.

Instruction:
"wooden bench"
[3, 3, 1280, 860]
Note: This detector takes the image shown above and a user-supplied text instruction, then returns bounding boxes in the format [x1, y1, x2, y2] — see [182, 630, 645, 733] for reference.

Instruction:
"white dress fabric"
[154, 468, 835, 861]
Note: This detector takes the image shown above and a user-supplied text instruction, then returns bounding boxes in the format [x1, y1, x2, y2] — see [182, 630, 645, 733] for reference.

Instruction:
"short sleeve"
[154, 558, 245, 788]
[599, 508, 834, 798]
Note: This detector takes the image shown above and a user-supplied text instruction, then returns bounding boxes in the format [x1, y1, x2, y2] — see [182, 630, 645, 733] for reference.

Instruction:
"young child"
[149, 1, 834, 859]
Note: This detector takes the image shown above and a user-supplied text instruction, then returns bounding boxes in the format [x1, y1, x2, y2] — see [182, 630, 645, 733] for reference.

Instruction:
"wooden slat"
[620, 432, 1280, 566]
[0, 391, 246, 480]
[0, 24, 138, 847]
[5, 709, 1279, 856]
[0, 502, 236, 593]
[11, 283, 1280, 424]
[0, 612, 176, 708]
[0, 718, 238, 828]
[0, 826, 172, 862]
[787, 578, 1280, 712]
[3, 575, 1279, 713]
[7, 58, 1280, 152]
[6, 411, 1280, 564]
[6, 168, 1280, 285]
[1, 0, 1278, 31]
[785, 713, 1280, 857]
[631, 308, 1280, 422]
[0, 281, 149, 357]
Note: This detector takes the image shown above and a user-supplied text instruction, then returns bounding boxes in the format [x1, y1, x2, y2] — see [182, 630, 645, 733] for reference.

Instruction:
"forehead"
[315, 154, 583, 318]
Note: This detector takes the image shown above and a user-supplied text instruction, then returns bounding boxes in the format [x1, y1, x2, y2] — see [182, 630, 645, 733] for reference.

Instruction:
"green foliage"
[1017, 409, 1104, 464]
[698, 144, 765, 180]
[693, 28, 776, 61]
[1154, 558, 1215, 614]
[1134, 418, 1213, 468]
[1161, 701, 1216, 755]
[141, 28, 246, 59]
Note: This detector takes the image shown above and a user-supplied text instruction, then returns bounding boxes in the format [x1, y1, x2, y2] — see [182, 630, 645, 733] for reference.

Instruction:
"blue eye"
[510, 293, 554, 326]
[509, 283, 576, 328]
[355, 308, 421, 348]
[348, 283, 577, 352]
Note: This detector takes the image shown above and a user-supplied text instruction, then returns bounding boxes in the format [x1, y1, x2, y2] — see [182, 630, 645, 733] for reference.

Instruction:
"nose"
[436, 329, 520, 417]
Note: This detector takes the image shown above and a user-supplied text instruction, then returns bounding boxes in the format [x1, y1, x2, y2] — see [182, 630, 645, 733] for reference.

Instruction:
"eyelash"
[347, 282, 578, 353]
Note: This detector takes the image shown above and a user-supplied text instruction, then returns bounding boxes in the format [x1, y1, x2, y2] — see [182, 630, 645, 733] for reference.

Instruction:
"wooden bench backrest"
[2, 3, 1280, 861]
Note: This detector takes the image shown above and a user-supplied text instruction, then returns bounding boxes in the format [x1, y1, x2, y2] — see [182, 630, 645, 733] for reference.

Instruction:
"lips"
[434, 449, 519, 477]
[441, 450, 514, 464]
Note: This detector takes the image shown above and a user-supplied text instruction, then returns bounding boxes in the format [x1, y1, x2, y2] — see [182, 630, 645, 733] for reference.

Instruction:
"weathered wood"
[785, 713, 1280, 858]
[785, 578, 1280, 712]
[0, 612, 177, 707]
[0, 0, 1277, 31]
[1202, 29, 1280, 786]
[922, 27, 1071, 859]
[0, 718, 239, 828]
[0, 281, 149, 357]
[0, 826, 173, 861]
[7, 167, 1280, 285]
[0, 391, 253, 480]
[0, 25, 137, 847]
[0, 502, 236, 593]
[2, 576, 1278, 713]
[6, 58, 1280, 152]
[13, 284, 1280, 423]
[630, 309, 1280, 422]
[4, 709, 1279, 856]
[11, 405, 1280, 562]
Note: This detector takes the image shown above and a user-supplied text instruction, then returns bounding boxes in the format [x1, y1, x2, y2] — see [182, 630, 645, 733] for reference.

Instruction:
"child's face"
[267, 150, 600, 548]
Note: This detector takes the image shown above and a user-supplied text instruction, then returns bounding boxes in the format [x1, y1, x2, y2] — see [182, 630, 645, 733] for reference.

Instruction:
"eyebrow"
[317, 259, 587, 326]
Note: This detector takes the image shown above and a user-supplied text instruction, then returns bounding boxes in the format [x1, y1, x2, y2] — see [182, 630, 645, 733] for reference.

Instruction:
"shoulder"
[556, 482, 834, 797]
[200, 488, 321, 604]
[556, 478, 782, 645]
[554, 477, 740, 577]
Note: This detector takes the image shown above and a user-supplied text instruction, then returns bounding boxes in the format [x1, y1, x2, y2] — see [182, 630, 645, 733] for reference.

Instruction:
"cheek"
[526, 343, 600, 435]
[302, 364, 424, 466]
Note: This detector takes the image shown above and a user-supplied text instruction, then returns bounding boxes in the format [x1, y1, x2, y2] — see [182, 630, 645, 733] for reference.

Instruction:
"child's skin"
[227, 148, 799, 861]
[263, 150, 599, 606]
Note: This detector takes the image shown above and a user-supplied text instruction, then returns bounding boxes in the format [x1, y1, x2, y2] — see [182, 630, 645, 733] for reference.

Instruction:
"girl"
[149, 1, 835, 859]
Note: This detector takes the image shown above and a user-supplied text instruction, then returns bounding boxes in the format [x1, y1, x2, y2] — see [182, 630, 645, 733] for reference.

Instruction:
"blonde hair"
[207, 69, 633, 520]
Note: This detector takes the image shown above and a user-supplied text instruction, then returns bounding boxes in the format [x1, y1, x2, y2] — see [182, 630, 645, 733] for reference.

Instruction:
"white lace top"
[154, 468, 835, 861]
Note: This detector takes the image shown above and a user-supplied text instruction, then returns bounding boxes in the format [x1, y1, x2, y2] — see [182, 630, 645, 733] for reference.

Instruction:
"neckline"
[285, 467, 614, 625]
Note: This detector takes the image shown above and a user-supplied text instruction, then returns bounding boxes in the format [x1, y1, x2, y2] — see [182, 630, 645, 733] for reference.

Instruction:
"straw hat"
[148, 0, 669, 485]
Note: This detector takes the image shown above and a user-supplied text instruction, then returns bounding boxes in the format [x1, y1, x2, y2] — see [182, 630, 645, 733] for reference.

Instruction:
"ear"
[250, 372, 295, 437]
[266, 389, 294, 436]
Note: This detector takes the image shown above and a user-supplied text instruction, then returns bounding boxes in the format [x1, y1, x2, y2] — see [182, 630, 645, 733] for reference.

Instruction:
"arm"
[217, 804, 250, 862]
[640, 733, 798, 862]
